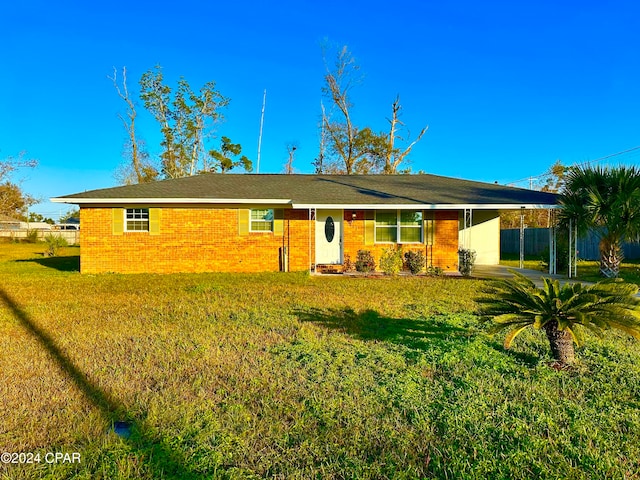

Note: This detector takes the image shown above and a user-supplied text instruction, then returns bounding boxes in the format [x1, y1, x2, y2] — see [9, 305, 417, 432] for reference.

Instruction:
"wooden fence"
[501, 228, 640, 260]
[0, 229, 79, 245]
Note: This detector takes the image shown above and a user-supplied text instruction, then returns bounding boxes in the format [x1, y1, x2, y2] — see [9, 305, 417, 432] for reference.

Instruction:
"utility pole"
[256, 89, 266, 173]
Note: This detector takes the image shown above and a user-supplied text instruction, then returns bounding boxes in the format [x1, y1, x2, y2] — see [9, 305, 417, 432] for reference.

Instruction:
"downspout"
[308, 208, 312, 274]
[519, 207, 525, 269]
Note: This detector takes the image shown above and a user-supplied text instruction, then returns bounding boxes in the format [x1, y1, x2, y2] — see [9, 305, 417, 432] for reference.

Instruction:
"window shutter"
[424, 211, 435, 245]
[112, 209, 123, 235]
[238, 209, 250, 236]
[273, 209, 284, 236]
[364, 210, 375, 245]
[149, 208, 161, 235]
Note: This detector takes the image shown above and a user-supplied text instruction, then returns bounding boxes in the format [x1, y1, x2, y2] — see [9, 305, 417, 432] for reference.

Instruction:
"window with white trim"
[250, 209, 274, 232]
[375, 210, 397, 243]
[400, 210, 423, 243]
[375, 210, 423, 243]
[125, 208, 149, 231]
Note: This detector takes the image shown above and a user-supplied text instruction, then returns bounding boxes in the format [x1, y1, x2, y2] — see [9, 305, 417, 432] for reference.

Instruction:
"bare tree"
[320, 45, 427, 174]
[314, 102, 329, 173]
[284, 144, 297, 174]
[0, 151, 37, 219]
[321, 45, 376, 174]
[109, 67, 158, 184]
[0, 151, 37, 183]
[383, 96, 429, 174]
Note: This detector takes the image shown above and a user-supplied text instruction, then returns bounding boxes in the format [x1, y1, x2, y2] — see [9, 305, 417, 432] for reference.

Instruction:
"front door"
[316, 209, 342, 264]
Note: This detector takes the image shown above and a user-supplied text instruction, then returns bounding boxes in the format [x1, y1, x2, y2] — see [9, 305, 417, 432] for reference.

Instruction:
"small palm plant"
[479, 272, 640, 365]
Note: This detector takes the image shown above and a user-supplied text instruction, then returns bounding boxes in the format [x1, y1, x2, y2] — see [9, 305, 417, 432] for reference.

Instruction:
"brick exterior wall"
[342, 210, 459, 272]
[79, 207, 460, 274]
[80, 207, 313, 274]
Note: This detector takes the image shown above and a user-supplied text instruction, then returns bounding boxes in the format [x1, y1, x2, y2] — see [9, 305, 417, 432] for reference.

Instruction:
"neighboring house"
[25, 222, 52, 231]
[51, 174, 557, 274]
[0, 214, 22, 231]
[0, 215, 51, 231]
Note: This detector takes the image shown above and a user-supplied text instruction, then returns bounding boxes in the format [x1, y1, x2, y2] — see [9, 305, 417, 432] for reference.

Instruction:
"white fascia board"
[292, 203, 559, 210]
[51, 197, 293, 205]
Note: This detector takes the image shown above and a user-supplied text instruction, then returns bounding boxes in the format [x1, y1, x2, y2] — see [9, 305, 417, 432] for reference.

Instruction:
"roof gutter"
[50, 198, 558, 210]
[291, 203, 559, 210]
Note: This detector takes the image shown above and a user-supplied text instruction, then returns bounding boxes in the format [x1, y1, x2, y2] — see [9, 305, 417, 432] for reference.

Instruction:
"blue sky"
[2, 0, 639, 219]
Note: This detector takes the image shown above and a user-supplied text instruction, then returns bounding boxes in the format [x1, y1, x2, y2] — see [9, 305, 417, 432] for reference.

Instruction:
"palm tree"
[559, 165, 640, 277]
[479, 272, 640, 365]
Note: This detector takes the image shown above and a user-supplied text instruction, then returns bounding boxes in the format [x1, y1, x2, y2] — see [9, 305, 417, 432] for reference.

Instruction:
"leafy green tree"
[559, 165, 640, 277]
[59, 208, 80, 223]
[139, 65, 249, 178]
[209, 137, 252, 173]
[0, 182, 34, 219]
[539, 160, 567, 193]
[479, 272, 640, 365]
[28, 212, 55, 224]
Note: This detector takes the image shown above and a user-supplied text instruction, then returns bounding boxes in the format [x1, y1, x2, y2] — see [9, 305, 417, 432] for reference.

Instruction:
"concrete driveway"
[472, 265, 640, 298]
[472, 264, 587, 289]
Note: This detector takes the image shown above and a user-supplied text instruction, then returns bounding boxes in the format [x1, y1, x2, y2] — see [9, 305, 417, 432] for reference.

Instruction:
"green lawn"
[2, 243, 640, 479]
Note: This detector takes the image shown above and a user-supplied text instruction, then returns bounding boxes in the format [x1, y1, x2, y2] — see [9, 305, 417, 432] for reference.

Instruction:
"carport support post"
[463, 208, 473, 250]
[568, 218, 573, 279]
[572, 220, 578, 278]
[548, 209, 557, 275]
[548, 227, 557, 275]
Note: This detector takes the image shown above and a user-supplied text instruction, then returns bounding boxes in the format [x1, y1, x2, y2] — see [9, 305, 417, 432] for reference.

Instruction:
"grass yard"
[2, 243, 640, 479]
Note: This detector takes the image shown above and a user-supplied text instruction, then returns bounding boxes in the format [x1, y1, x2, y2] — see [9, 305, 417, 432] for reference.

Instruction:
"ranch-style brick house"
[52, 174, 557, 274]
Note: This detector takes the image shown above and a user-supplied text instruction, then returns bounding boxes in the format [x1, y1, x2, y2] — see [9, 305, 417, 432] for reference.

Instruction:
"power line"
[506, 145, 640, 188]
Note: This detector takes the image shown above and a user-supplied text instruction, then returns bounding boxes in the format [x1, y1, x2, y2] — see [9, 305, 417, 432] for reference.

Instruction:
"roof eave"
[51, 197, 558, 209]
[50, 197, 293, 205]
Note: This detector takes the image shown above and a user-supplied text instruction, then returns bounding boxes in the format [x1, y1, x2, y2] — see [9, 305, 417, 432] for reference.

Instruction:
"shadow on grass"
[294, 307, 472, 351]
[0, 288, 202, 479]
[486, 341, 540, 367]
[17, 255, 80, 272]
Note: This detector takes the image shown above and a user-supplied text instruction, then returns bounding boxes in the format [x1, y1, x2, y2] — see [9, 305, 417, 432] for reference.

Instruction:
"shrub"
[44, 233, 68, 257]
[379, 246, 403, 276]
[458, 248, 477, 277]
[479, 272, 640, 365]
[427, 265, 443, 276]
[342, 254, 355, 272]
[355, 250, 376, 273]
[404, 250, 426, 274]
[25, 229, 39, 244]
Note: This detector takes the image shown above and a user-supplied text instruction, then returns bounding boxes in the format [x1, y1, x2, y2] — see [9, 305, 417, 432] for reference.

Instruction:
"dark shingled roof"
[53, 173, 558, 207]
